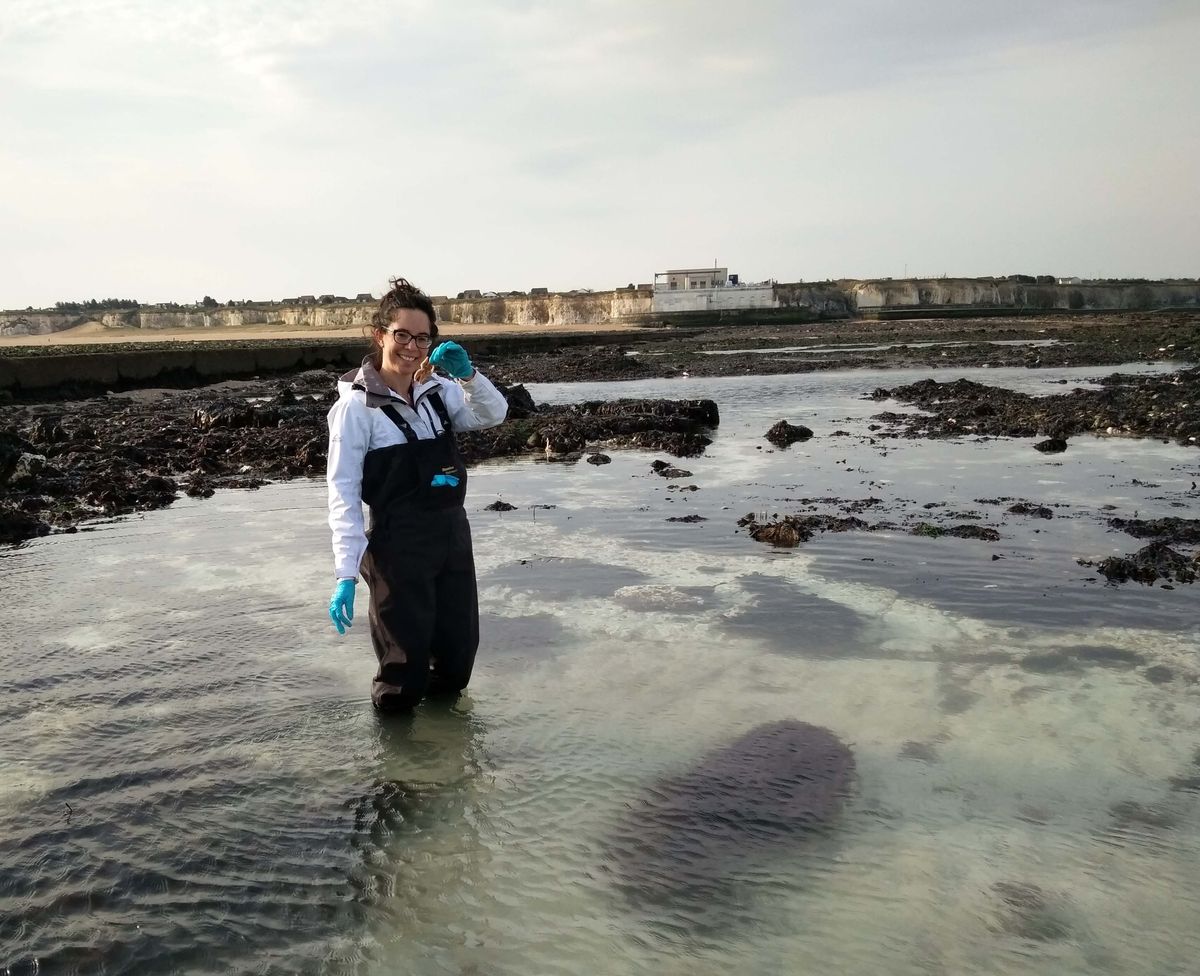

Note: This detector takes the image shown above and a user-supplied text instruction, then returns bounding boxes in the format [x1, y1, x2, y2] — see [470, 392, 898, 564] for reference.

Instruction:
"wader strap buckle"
[379, 404, 417, 441]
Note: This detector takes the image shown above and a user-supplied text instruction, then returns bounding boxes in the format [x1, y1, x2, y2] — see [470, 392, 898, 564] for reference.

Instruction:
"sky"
[2, 0, 1198, 308]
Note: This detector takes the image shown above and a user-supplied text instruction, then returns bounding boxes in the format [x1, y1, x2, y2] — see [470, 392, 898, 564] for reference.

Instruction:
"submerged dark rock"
[1144, 665, 1176, 685]
[1108, 799, 1178, 830]
[608, 720, 854, 913]
[1020, 645, 1146, 674]
[991, 881, 1073, 942]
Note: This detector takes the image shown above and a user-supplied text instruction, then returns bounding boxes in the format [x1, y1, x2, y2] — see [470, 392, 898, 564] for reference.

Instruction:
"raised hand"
[429, 341, 474, 379]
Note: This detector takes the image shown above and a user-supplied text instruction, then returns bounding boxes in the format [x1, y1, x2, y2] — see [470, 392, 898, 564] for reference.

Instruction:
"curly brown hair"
[372, 277, 437, 331]
[367, 277, 438, 367]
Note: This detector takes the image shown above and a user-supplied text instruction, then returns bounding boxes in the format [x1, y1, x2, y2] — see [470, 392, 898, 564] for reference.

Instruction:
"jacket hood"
[337, 356, 443, 409]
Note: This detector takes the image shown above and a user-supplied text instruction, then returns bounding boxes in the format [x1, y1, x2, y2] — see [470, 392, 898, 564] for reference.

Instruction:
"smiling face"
[375, 307, 434, 382]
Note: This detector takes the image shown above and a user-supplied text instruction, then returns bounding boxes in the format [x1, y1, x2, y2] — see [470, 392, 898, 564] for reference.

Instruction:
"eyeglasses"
[382, 329, 433, 349]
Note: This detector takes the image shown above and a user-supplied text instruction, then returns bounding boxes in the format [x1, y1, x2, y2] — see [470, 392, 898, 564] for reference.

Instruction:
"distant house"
[657, 268, 729, 291]
[355, 293, 375, 303]
[652, 266, 777, 313]
[457, 290, 482, 300]
[297, 295, 317, 305]
[529, 287, 549, 296]
[1057, 276, 1083, 285]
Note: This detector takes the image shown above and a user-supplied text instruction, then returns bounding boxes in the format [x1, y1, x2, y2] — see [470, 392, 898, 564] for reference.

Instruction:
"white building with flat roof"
[656, 267, 729, 291]
[652, 267, 777, 313]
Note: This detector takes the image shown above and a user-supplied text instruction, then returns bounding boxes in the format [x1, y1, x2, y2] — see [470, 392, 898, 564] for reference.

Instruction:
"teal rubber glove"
[329, 578, 356, 635]
[430, 341, 474, 379]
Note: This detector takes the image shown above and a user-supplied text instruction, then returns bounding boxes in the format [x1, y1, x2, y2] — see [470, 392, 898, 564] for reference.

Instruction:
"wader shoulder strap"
[426, 391, 454, 434]
[379, 404, 417, 441]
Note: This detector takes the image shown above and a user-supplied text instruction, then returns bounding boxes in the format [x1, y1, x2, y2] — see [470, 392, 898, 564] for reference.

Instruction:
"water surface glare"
[2, 364, 1198, 975]
[695, 337, 1064, 355]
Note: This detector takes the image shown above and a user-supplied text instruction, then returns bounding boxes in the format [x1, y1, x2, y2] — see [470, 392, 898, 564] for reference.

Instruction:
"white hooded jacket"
[326, 358, 508, 580]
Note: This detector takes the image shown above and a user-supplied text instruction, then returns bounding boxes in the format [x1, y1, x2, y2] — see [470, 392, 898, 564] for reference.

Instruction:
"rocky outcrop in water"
[1081, 542, 1198, 585]
[764, 420, 814, 447]
[0, 377, 720, 545]
[1077, 518, 1200, 585]
[736, 512, 872, 547]
[869, 366, 1200, 447]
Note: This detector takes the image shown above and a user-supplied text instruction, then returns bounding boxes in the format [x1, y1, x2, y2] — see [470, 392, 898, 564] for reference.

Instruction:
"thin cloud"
[1, 0, 1197, 305]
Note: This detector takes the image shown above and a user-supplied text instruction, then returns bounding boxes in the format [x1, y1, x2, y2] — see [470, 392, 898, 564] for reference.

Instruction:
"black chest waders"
[358, 391, 478, 710]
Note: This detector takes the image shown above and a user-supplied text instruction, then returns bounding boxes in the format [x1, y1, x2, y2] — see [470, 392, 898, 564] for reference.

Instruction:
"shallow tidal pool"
[2, 364, 1199, 975]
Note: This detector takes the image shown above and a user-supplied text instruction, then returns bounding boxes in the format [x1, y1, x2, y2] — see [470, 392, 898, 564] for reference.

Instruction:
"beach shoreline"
[1, 310, 1197, 553]
[0, 318, 641, 349]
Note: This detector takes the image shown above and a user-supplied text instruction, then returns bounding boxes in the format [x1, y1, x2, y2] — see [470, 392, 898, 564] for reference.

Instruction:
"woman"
[325, 277, 508, 710]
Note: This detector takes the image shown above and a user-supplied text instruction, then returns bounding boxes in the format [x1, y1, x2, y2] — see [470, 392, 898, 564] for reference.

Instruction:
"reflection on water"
[1, 363, 1198, 975]
[695, 337, 1064, 355]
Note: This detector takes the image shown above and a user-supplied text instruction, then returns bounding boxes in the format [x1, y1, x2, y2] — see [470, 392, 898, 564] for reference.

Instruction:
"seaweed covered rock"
[1109, 517, 1200, 546]
[1088, 542, 1198, 585]
[911, 522, 1000, 541]
[737, 512, 871, 548]
[193, 398, 258, 431]
[870, 366, 1200, 446]
[460, 397, 719, 465]
[1034, 437, 1068, 454]
[1009, 503, 1054, 519]
[0, 384, 723, 545]
[575, 398, 720, 427]
[0, 430, 32, 485]
[0, 505, 51, 544]
[764, 420, 814, 447]
[651, 459, 692, 479]
[496, 381, 538, 420]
